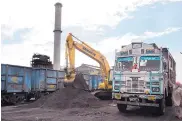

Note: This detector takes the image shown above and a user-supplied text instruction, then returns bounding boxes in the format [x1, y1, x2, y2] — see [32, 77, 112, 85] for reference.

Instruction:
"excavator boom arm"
[65, 33, 110, 86]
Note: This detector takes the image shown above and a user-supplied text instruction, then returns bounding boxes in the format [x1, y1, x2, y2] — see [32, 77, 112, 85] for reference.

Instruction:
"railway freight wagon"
[27, 68, 65, 101]
[89, 75, 103, 91]
[1, 64, 65, 105]
[82, 73, 103, 91]
[1, 64, 32, 105]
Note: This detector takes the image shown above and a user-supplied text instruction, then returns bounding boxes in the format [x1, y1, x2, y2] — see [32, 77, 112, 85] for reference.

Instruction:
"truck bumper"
[112, 92, 163, 107]
[116, 100, 159, 107]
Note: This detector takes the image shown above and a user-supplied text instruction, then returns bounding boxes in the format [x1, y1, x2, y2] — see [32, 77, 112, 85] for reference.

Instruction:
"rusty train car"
[1, 64, 65, 105]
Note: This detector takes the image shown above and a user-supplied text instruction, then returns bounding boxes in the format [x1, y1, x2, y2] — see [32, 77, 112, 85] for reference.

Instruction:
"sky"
[1, 0, 182, 82]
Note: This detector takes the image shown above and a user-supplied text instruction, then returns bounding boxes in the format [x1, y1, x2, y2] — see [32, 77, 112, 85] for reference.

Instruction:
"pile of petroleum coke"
[25, 73, 105, 110]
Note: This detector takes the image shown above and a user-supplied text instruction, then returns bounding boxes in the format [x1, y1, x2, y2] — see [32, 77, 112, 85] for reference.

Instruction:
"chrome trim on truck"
[112, 92, 164, 100]
[116, 100, 159, 107]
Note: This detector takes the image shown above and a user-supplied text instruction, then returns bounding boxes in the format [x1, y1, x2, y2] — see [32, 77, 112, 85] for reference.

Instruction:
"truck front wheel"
[117, 104, 127, 113]
[166, 93, 172, 106]
[156, 99, 166, 116]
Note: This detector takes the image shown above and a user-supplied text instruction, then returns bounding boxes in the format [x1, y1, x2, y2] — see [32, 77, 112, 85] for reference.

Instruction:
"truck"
[112, 42, 176, 115]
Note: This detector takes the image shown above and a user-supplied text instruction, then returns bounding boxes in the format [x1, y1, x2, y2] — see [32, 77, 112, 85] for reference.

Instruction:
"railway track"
[1, 99, 35, 107]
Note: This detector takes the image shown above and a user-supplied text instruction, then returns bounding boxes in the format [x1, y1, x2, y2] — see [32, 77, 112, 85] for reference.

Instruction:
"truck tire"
[156, 99, 166, 116]
[117, 104, 127, 113]
[166, 93, 172, 106]
[26, 95, 31, 102]
[35, 92, 41, 100]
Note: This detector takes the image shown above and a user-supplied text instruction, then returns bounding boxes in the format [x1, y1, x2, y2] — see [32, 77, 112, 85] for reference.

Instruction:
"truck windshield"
[139, 56, 160, 71]
[116, 57, 134, 71]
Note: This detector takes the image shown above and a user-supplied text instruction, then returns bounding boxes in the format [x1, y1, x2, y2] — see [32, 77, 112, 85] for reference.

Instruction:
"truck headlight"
[120, 88, 126, 93]
[114, 85, 120, 90]
[159, 78, 163, 81]
[152, 87, 160, 92]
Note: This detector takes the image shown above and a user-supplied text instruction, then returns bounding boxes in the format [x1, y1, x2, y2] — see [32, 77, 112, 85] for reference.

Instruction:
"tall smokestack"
[53, 2, 62, 70]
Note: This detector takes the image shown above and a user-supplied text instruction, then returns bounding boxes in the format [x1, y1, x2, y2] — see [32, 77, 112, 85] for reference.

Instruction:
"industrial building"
[75, 64, 101, 75]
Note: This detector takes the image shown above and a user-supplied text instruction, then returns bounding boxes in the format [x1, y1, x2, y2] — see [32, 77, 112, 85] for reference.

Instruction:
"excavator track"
[92, 90, 112, 100]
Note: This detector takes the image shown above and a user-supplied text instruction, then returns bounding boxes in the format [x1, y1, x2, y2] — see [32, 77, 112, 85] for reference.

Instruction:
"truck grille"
[126, 78, 145, 93]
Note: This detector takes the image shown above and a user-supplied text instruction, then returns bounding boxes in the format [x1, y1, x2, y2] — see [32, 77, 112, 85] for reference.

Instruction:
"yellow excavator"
[64, 33, 112, 100]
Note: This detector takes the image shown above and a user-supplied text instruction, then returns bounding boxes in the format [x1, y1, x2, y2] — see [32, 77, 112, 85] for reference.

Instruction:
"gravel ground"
[1, 103, 181, 121]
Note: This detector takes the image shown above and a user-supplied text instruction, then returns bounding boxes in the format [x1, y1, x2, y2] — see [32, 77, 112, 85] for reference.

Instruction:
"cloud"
[1, 0, 181, 40]
[1, 24, 15, 41]
[144, 27, 181, 37]
[2, 0, 181, 48]
[94, 27, 181, 54]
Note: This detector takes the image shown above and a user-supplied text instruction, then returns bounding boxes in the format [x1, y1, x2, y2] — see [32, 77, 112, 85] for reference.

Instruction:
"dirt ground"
[2, 74, 181, 121]
[1, 102, 181, 121]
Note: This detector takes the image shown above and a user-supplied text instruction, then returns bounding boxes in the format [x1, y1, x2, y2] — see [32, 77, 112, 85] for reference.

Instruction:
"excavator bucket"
[64, 73, 89, 91]
[64, 79, 75, 87]
[92, 90, 112, 100]
[64, 74, 75, 87]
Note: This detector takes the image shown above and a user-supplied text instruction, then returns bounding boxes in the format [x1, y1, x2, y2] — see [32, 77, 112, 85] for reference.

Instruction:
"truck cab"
[112, 42, 175, 115]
